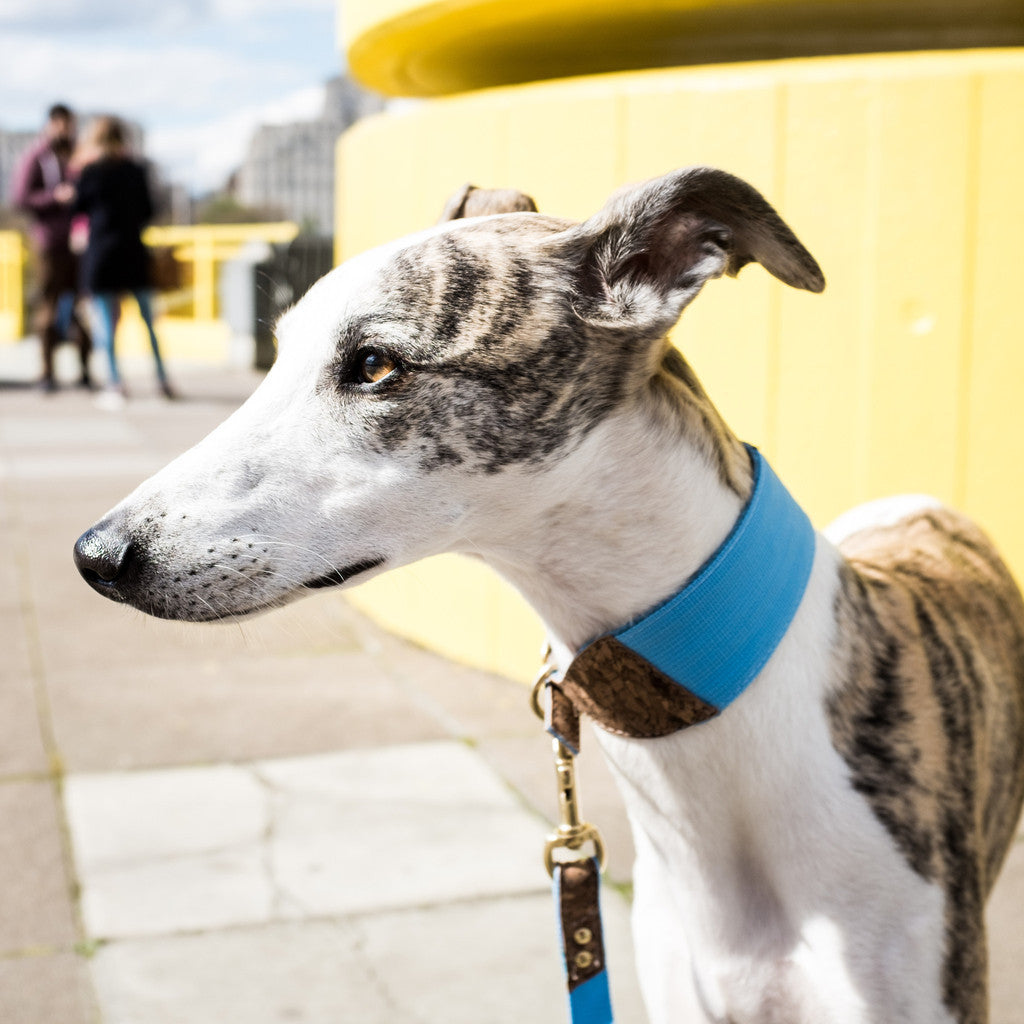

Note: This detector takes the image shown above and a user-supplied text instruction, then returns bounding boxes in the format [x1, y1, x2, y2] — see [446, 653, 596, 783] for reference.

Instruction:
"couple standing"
[13, 104, 174, 402]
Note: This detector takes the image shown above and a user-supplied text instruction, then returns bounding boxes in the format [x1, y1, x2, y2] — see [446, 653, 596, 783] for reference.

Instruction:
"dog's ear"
[438, 183, 538, 222]
[564, 167, 824, 324]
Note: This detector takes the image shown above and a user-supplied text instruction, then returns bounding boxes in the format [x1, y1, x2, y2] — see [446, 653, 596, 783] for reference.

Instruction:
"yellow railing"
[142, 222, 299, 321]
[0, 231, 25, 342]
[0, 222, 301, 361]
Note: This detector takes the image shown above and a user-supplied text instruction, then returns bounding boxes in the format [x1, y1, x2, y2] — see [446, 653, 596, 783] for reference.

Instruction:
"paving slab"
[90, 920, 397, 1024]
[0, 781, 79, 954]
[67, 764, 272, 938]
[0, 952, 97, 1024]
[65, 742, 554, 939]
[259, 742, 548, 917]
[353, 893, 643, 1024]
[0, 626, 48, 777]
[46, 651, 451, 772]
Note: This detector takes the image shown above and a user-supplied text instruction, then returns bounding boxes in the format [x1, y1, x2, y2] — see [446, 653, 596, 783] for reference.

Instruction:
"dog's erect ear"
[564, 167, 824, 324]
[438, 183, 538, 222]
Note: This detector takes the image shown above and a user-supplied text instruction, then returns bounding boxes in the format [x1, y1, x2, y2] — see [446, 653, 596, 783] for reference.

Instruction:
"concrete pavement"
[2, 337, 1023, 1023]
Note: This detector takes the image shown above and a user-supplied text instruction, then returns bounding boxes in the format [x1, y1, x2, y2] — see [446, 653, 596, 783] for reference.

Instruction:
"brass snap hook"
[543, 737, 606, 877]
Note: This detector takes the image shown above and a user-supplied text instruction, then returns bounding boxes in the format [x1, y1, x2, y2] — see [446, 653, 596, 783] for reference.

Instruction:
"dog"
[74, 167, 1024, 1024]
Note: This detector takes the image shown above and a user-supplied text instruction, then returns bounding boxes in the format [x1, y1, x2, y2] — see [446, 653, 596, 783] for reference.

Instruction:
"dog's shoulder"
[825, 498, 1024, 1019]
[834, 500, 1019, 600]
[829, 497, 1024, 711]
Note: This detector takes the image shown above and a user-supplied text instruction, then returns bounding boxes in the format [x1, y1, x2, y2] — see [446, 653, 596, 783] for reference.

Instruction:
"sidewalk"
[2, 338, 1023, 1023]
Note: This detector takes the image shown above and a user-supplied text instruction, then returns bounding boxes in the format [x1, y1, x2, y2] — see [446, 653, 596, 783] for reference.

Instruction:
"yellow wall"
[337, 10, 1024, 684]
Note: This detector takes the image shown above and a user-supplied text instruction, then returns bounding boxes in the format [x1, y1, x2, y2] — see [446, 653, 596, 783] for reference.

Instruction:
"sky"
[0, 0, 346, 194]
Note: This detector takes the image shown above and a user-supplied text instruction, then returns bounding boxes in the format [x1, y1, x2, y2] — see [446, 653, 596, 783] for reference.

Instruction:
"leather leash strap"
[555, 857, 613, 1024]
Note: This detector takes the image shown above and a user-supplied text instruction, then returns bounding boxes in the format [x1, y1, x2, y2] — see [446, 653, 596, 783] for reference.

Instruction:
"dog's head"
[74, 167, 823, 621]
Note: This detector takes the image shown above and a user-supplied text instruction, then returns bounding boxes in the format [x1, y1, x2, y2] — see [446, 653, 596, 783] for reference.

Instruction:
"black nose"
[74, 526, 133, 593]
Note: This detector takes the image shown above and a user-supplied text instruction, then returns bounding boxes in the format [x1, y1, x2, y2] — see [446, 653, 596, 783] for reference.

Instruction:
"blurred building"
[0, 128, 36, 209]
[234, 76, 384, 236]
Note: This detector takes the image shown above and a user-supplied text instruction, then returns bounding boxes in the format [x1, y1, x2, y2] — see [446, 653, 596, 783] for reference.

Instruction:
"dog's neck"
[472, 349, 755, 666]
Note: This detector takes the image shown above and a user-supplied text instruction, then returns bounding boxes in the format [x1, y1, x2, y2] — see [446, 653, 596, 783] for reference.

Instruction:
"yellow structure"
[118, 223, 299, 362]
[0, 231, 24, 342]
[336, 1, 1024, 684]
[0, 223, 298, 362]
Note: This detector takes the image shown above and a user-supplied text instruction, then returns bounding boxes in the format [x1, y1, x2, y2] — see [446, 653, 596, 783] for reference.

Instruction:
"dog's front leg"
[631, 829, 708, 1023]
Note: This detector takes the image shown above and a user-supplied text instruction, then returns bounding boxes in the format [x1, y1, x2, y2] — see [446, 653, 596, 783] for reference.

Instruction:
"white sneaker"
[94, 388, 126, 411]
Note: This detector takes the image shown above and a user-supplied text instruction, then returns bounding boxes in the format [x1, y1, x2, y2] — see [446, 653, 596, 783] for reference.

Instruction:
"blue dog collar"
[553, 446, 817, 743]
[613, 445, 816, 710]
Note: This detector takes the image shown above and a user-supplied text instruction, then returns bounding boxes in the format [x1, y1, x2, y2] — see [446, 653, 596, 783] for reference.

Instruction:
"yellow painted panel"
[963, 66, 1024, 578]
[0, 230, 24, 342]
[621, 75, 782, 446]
[390, 93, 509, 220]
[773, 73, 877, 523]
[337, 95, 508, 263]
[337, 118, 416, 263]
[861, 73, 973, 504]
[346, 555, 545, 683]
[117, 310, 231, 365]
[0, 312, 19, 343]
[503, 86, 623, 221]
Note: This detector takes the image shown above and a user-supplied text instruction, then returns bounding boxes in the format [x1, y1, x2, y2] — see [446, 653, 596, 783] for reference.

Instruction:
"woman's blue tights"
[93, 291, 168, 387]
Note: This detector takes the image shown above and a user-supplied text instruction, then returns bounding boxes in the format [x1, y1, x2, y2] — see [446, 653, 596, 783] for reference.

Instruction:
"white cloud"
[0, 1, 205, 32]
[212, 0, 334, 16]
[148, 84, 326, 193]
[0, 37, 285, 121]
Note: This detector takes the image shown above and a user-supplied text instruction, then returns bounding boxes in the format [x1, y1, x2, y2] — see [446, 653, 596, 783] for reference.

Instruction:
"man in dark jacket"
[11, 103, 92, 391]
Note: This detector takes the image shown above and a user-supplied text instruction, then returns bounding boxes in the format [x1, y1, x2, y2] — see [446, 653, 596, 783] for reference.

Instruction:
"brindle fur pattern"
[318, 217, 751, 481]
[830, 509, 1024, 1023]
[320, 221, 630, 474]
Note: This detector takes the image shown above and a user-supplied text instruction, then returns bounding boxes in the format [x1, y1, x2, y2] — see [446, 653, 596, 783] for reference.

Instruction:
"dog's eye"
[355, 350, 398, 385]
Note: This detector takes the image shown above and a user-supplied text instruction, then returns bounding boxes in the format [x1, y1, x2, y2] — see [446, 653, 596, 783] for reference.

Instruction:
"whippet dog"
[74, 167, 1024, 1024]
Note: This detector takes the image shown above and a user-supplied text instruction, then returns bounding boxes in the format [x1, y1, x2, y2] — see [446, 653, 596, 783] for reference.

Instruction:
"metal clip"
[531, 657, 607, 877]
[530, 660, 556, 722]
[543, 737, 607, 877]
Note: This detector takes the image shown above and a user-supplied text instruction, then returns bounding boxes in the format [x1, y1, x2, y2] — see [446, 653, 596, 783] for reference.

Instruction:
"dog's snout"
[74, 526, 134, 595]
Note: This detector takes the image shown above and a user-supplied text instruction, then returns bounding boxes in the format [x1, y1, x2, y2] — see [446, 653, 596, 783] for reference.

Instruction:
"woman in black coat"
[74, 116, 173, 400]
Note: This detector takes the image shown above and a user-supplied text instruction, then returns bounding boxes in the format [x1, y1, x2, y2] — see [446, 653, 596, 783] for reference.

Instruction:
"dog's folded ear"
[563, 167, 824, 326]
[438, 183, 539, 222]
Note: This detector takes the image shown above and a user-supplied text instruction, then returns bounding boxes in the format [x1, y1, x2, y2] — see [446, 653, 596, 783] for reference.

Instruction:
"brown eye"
[356, 350, 397, 384]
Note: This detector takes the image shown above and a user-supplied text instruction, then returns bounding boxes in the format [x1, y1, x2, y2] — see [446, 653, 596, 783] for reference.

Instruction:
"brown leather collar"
[544, 636, 718, 753]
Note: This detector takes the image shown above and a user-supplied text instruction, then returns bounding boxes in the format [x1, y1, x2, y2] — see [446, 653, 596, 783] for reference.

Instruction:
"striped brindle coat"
[74, 168, 1024, 1023]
